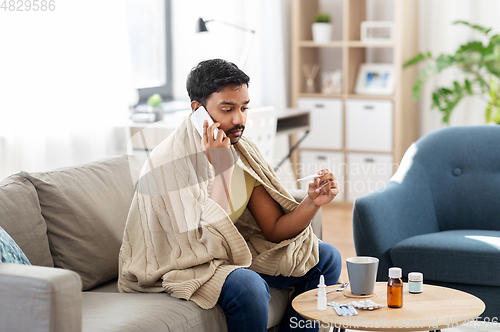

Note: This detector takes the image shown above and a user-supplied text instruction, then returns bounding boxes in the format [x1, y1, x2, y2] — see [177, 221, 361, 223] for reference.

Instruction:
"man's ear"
[191, 101, 202, 112]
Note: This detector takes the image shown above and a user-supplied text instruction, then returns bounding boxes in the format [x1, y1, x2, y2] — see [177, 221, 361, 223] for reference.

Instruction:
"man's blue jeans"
[218, 242, 342, 332]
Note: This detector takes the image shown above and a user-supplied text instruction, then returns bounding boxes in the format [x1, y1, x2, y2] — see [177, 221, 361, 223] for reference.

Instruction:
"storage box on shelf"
[345, 99, 393, 152]
[291, 0, 418, 203]
[297, 98, 343, 150]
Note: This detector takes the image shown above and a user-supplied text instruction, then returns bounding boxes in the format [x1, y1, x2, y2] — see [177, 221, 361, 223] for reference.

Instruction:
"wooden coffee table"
[292, 282, 485, 332]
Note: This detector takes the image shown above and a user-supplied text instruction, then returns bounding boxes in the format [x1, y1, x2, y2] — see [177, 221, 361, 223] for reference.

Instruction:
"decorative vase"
[148, 106, 163, 121]
[154, 107, 163, 121]
[312, 23, 331, 43]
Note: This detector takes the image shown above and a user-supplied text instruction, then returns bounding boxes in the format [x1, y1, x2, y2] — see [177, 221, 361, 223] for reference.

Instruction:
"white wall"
[171, 0, 243, 101]
[171, 0, 289, 110]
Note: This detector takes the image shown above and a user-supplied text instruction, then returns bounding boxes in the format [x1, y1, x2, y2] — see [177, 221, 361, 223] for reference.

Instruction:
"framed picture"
[321, 70, 342, 95]
[360, 21, 394, 43]
[354, 63, 395, 95]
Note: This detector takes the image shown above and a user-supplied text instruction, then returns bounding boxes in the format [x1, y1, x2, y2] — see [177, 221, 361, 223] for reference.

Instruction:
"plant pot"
[148, 106, 163, 121]
[312, 23, 332, 43]
[154, 107, 163, 121]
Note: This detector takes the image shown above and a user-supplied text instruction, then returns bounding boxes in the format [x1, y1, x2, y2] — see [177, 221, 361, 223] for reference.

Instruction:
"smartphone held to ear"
[191, 106, 219, 139]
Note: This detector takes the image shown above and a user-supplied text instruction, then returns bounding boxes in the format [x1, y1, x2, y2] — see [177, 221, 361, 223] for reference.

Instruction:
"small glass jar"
[408, 272, 423, 294]
[387, 267, 403, 308]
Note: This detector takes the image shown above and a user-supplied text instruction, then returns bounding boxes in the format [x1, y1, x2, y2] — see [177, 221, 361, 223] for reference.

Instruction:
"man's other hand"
[307, 169, 339, 206]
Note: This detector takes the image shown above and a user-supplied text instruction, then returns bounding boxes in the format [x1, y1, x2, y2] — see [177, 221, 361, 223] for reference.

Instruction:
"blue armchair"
[353, 126, 500, 319]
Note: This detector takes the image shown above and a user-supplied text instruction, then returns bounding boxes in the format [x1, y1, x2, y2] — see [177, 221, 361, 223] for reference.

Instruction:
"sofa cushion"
[82, 292, 227, 332]
[25, 155, 141, 290]
[0, 174, 53, 267]
[391, 229, 500, 287]
[82, 286, 290, 331]
[0, 226, 31, 265]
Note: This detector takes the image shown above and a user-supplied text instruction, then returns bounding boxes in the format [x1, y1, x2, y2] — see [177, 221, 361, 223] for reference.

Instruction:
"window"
[125, 0, 172, 103]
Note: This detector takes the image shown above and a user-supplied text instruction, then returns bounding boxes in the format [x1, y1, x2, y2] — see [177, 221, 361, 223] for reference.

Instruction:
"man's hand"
[201, 120, 234, 214]
[201, 120, 233, 173]
[307, 169, 339, 206]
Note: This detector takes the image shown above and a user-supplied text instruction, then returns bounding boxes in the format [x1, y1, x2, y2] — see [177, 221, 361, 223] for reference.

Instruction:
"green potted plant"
[147, 93, 163, 121]
[404, 21, 500, 124]
[312, 12, 332, 44]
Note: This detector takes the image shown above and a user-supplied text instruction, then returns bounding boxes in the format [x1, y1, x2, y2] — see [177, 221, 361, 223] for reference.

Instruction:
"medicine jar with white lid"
[408, 272, 423, 294]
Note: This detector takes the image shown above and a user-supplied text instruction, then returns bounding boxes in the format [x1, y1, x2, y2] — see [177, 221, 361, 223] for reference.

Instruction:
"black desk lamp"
[196, 17, 255, 68]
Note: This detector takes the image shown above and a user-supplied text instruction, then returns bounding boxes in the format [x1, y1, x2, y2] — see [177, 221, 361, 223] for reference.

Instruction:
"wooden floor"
[321, 202, 356, 284]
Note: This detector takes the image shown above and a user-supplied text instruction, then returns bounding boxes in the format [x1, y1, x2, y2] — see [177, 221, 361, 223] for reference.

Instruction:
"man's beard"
[227, 125, 245, 145]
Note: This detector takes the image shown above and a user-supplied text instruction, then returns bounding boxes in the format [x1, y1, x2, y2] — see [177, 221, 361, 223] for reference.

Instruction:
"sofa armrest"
[353, 162, 439, 280]
[310, 208, 322, 240]
[0, 263, 82, 332]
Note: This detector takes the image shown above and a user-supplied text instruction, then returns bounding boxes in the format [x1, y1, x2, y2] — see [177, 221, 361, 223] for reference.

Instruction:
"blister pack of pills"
[327, 302, 358, 316]
[348, 299, 385, 310]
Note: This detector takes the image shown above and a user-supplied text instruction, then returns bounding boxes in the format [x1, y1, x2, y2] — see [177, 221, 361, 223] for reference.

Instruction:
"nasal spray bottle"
[317, 275, 327, 310]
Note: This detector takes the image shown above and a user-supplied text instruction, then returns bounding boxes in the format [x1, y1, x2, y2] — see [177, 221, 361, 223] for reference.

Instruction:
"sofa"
[0, 154, 323, 332]
[352, 125, 500, 319]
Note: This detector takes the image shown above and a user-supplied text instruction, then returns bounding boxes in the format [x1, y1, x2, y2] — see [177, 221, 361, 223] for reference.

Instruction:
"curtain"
[0, 0, 135, 179]
[418, 0, 500, 135]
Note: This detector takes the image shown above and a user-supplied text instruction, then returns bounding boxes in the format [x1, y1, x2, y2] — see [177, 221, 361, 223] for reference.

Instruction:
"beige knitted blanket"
[118, 114, 319, 309]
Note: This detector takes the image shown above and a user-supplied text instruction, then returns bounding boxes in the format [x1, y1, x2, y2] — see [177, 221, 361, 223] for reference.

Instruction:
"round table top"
[292, 282, 485, 331]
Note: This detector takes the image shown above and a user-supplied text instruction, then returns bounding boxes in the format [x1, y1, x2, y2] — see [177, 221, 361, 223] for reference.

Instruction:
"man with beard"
[119, 59, 342, 332]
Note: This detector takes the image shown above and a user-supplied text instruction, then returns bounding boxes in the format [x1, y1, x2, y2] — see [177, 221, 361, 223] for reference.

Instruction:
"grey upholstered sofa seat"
[0, 155, 322, 332]
[83, 281, 290, 331]
[353, 125, 500, 319]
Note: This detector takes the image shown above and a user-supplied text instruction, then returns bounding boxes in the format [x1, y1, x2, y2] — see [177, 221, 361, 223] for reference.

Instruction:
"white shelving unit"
[291, 0, 419, 203]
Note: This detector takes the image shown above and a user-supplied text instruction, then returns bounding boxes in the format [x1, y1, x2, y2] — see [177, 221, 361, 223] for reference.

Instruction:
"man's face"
[204, 84, 249, 145]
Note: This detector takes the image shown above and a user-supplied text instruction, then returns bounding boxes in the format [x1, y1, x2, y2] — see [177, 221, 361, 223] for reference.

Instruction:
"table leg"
[318, 322, 346, 332]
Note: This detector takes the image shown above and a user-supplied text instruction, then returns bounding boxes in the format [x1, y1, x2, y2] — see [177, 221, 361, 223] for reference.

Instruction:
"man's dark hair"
[186, 59, 250, 106]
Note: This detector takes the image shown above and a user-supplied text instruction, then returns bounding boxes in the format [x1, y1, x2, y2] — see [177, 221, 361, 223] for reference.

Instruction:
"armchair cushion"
[415, 129, 500, 232]
[391, 230, 500, 287]
[0, 174, 53, 267]
[25, 155, 141, 290]
[353, 156, 439, 280]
